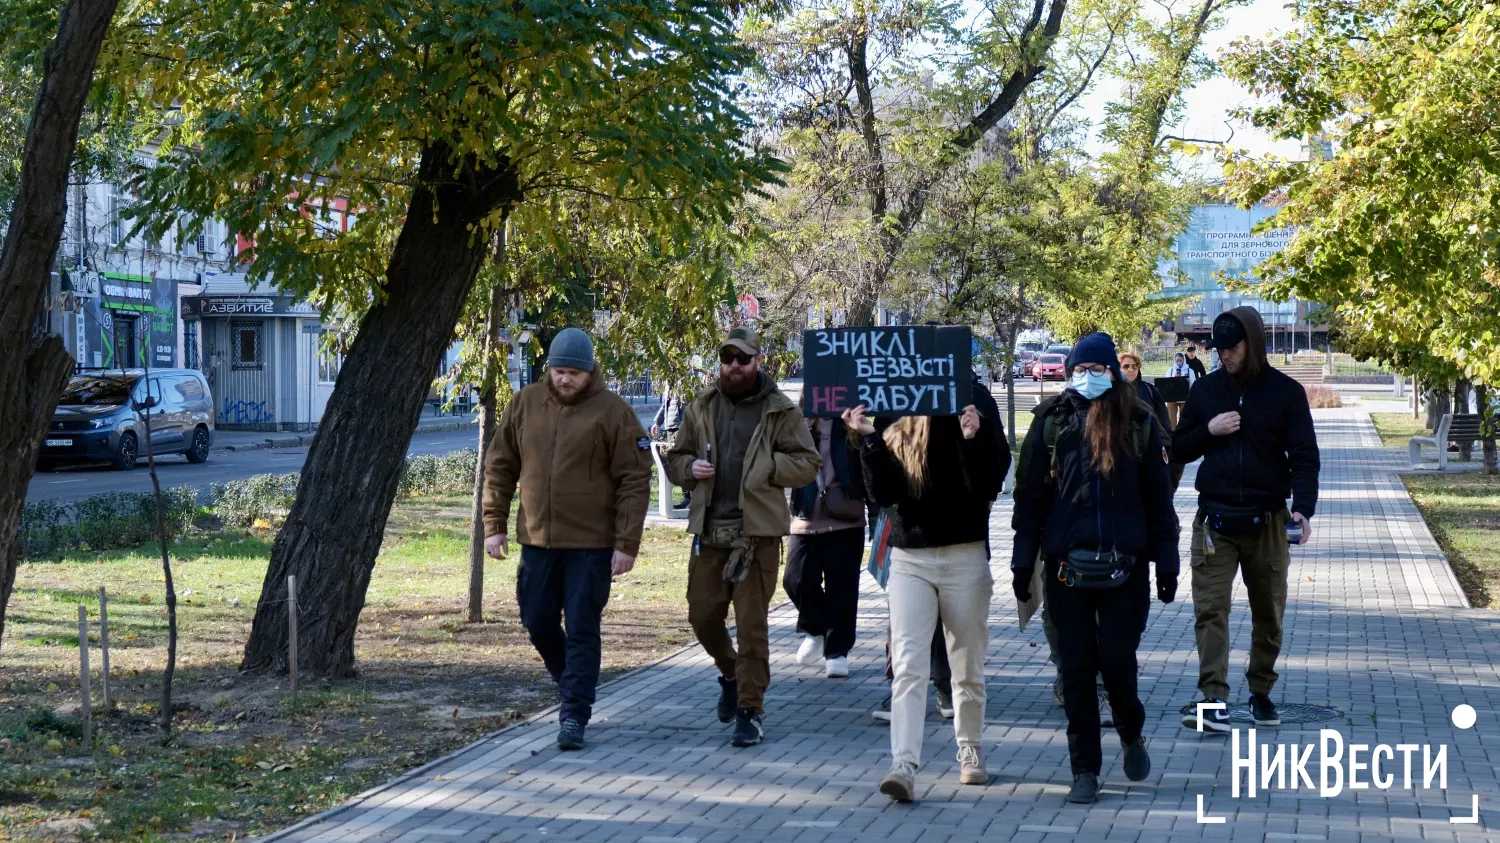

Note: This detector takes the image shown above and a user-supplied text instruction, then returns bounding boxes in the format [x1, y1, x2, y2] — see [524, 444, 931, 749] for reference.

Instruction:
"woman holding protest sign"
[846, 397, 1001, 802]
[1010, 333, 1179, 804]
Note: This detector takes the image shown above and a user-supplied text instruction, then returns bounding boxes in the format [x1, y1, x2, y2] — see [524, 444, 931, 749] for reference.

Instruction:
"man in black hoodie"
[1174, 307, 1320, 732]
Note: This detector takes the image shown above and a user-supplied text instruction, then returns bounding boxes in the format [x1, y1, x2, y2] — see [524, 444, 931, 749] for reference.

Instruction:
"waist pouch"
[704, 517, 756, 583]
[1203, 504, 1269, 536]
[1059, 547, 1135, 590]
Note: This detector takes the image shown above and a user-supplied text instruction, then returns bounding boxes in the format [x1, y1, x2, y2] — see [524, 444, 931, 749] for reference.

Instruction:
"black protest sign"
[802, 326, 972, 418]
[1153, 375, 1191, 403]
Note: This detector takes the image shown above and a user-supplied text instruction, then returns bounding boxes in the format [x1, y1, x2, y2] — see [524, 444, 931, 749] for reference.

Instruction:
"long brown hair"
[1085, 376, 1137, 478]
[882, 415, 930, 497]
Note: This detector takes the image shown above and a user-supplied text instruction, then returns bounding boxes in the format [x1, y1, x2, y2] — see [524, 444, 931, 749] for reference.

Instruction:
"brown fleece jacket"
[482, 375, 652, 556]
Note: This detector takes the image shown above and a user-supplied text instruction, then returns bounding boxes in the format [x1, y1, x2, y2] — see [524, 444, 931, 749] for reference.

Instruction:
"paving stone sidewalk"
[263, 409, 1500, 843]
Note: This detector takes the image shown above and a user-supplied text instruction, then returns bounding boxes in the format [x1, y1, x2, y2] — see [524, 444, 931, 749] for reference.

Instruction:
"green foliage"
[19, 488, 197, 561]
[8, 709, 83, 742]
[1220, 0, 1500, 383]
[208, 473, 301, 529]
[104, 0, 779, 314]
[212, 451, 479, 530]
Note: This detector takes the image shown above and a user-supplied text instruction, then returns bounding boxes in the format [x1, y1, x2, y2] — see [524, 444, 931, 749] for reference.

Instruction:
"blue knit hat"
[1067, 332, 1122, 381]
[547, 327, 596, 372]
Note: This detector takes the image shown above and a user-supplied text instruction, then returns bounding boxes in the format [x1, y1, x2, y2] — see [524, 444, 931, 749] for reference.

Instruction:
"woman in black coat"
[1010, 333, 1179, 804]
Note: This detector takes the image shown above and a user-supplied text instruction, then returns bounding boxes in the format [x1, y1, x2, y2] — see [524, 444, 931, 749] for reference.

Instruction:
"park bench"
[1409, 413, 1482, 470]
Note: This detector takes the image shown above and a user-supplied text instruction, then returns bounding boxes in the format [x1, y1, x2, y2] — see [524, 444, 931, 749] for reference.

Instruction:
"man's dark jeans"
[517, 546, 613, 726]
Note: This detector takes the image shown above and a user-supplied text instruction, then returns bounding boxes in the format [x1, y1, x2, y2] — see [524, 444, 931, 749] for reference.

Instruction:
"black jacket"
[790, 419, 867, 519]
[1186, 355, 1207, 380]
[970, 374, 1013, 498]
[1137, 379, 1173, 446]
[861, 413, 1002, 549]
[1173, 307, 1320, 519]
[1010, 391, 1179, 576]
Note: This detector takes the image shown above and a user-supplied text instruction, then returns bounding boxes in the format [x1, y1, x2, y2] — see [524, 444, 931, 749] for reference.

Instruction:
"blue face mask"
[1070, 370, 1113, 400]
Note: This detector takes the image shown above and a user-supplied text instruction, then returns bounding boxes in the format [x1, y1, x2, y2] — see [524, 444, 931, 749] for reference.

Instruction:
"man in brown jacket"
[484, 327, 651, 751]
[667, 326, 821, 747]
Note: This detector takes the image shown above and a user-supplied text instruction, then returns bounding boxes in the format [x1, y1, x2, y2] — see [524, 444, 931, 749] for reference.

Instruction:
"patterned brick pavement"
[262, 410, 1500, 843]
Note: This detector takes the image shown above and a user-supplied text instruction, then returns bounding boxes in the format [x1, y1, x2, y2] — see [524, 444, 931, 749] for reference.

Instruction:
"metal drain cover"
[1175, 702, 1344, 725]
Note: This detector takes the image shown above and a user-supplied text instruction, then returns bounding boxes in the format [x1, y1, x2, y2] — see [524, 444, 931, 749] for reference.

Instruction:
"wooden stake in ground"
[97, 586, 111, 713]
[77, 604, 91, 745]
[287, 574, 298, 705]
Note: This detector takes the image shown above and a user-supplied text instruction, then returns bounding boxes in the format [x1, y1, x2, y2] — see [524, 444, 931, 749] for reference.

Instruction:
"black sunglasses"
[720, 350, 754, 366]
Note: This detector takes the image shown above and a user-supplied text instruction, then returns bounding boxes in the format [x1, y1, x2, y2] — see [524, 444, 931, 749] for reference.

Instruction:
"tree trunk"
[468, 221, 509, 623]
[1477, 385, 1497, 476]
[0, 0, 122, 649]
[241, 142, 519, 677]
[1456, 379, 1474, 461]
[1425, 388, 1451, 432]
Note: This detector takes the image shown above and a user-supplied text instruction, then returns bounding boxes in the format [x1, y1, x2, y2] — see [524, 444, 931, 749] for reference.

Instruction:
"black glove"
[1012, 568, 1033, 603]
[1157, 573, 1178, 604]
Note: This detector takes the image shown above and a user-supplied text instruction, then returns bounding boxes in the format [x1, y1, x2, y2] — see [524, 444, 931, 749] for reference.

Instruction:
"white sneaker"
[795, 635, 824, 666]
[825, 657, 848, 678]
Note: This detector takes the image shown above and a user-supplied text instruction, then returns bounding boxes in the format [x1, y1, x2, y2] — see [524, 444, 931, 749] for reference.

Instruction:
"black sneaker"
[1067, 772, 1099, 804]
[730, 707, 764, 747]
[1121, 736, 1150, 781]
[935, 686, 955, 719]
[557, 718, 585, 751]
[1250, 693, 1281, 727]
[716, 675, 737, 723]
[1181, 698, 1232, 733]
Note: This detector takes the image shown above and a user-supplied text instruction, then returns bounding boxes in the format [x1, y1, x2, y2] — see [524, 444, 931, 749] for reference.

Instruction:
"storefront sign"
[184, 295, 319, 317]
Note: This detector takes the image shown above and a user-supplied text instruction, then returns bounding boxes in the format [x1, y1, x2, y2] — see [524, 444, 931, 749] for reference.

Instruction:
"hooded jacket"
[1173, 306, 1321, 519]
[1010, 390, 1179, 575]
[665, 375, 821, 537]
[483, 374, 653, 555]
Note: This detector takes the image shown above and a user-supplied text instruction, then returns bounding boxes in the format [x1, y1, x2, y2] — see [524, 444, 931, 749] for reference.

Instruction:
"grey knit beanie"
[547, 327, 596, 372]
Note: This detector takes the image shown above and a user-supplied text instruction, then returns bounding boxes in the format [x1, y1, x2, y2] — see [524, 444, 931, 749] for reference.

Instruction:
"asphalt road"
[25, 428, 485, 505]
[26, 405, 662, 505]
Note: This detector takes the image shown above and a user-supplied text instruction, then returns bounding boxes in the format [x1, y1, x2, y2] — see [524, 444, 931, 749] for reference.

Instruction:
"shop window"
[231, 321, 263, 369]
[317, 329, 342, 383]
[184, 320, 200, 369]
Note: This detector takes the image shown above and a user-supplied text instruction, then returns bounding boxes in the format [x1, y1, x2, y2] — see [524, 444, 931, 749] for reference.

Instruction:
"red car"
[1033, 354, 1067, 381]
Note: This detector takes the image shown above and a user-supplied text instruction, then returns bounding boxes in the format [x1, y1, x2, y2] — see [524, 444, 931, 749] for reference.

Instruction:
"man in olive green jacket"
[666, 326, 821, 747]
[484, 328, 651, 751]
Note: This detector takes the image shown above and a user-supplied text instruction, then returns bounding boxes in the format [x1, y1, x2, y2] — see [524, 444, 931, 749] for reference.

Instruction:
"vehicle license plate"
[45, 438, 72, 447]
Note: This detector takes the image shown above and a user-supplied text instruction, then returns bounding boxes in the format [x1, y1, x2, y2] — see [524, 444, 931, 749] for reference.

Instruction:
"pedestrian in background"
[1175, 308, 1319, 733]
[1011, 332, 1179, 804]
[1184, 345, 1208, 380]
[666, 327, 821, 748]
[652, 386, 690, 509]
[848, 396, 1002, 803]
[483, 327, 652, 751]
[1119, 350, 1183, 494]
[786, 416, 867, 678]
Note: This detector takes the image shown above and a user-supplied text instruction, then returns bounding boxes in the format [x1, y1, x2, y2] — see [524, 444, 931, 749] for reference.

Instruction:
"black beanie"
[1066, 332, 1122, 381]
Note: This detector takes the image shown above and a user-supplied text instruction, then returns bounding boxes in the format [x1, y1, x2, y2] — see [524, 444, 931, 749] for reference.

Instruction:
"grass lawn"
[1, 492, 696, 841]
[1370, 412, 1430, 448]
[1402, 473, 1500, 608]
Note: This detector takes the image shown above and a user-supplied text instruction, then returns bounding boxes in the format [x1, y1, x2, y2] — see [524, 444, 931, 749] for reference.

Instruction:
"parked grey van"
[38, 369, 215, 471]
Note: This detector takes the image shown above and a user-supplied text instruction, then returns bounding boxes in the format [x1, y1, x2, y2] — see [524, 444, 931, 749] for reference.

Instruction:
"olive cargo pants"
[687, 539, 782, 714]
[1190, 506, 1291, 700]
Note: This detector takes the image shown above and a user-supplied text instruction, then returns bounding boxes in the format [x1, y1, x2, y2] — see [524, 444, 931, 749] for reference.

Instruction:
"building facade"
[1156, 203, 1326, 352]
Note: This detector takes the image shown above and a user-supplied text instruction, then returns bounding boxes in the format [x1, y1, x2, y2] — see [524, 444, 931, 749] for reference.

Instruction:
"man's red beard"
[547, 372, 592, 405]
[719, 365, 757, 395]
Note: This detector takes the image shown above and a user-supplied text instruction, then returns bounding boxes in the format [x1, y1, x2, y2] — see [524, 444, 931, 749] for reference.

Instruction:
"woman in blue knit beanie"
[1009, 332, 1181, 804]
